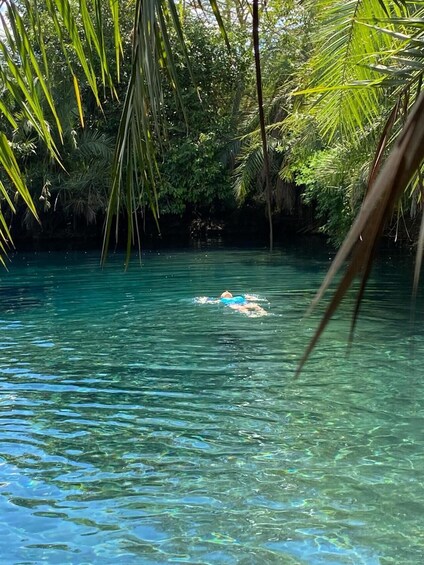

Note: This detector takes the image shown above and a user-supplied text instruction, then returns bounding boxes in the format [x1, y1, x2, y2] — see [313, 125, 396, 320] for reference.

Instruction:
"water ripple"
[0, 248, 422, 563]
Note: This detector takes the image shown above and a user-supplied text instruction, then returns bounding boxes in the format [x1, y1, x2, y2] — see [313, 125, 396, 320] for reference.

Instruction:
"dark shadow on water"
[0, 284, 45, 312]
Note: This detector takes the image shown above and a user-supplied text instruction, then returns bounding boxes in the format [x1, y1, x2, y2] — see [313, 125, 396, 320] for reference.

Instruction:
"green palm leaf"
[299, 0, 407, 141]
[0, 0, 122, 253]
[297, 1, 424, 374]
[234, 141, 264, 201]
[0, 131, 39, 245]
[0, 0, 228, 262]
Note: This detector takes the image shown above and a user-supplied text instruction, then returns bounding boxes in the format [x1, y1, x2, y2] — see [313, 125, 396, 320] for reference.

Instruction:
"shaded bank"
[8, 195, 316, 252]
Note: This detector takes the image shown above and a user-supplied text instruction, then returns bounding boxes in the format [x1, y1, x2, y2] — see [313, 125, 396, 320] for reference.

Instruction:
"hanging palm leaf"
[297, 0, 424, 375]
[0, 0, 122, 253]
[299, 0, 408, 141]
[297, 91, 424, 376]
[0, 0, 228, 263]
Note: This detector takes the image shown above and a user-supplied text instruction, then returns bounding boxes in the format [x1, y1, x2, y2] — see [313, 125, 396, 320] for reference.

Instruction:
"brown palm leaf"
[296, 91, 424, 377]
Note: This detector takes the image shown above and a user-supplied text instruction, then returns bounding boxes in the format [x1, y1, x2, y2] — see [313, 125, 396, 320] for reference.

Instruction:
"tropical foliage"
[293, 0, 424, 371]
[295, 0, 424, 230]
[157, 17, 246, 218]
[0, 0, 423, 265]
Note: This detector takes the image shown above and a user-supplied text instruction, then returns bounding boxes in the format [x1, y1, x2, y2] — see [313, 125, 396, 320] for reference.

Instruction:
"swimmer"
[218, 291, 267, 317]
[195, 292, 268, 316]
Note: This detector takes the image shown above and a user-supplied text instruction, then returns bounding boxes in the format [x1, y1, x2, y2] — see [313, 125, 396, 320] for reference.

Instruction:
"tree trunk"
[253, 0, 273, 251]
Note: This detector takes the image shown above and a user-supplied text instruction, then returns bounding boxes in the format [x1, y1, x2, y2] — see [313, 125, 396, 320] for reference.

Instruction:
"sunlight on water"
[0, 244, 423, 564]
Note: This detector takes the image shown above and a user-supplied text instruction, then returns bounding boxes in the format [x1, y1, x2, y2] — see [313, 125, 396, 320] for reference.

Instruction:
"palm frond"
[0, 0, 228, 263]
[76, 130, 114, 161]
[0, 0, 122, 254]
[233, 136, 282, 201]
[297, 91, 424, 376]
[299, 0, 408, 141]
[102, 0, 229, 265]
[234, 141, 264, 201]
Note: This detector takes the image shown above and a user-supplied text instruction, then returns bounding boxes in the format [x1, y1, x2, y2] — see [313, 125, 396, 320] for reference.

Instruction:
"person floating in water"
[196, 291, 268, 317]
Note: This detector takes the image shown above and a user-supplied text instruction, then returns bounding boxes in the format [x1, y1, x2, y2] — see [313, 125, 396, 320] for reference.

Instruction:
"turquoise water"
[0, 244, 423, 564]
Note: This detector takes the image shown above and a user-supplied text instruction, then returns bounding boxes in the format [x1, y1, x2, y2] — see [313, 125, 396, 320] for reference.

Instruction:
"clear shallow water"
[0, 244, 423, 564]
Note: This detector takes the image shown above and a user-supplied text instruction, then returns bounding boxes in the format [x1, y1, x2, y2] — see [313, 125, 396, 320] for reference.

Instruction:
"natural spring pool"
[0, 244, 423, 564]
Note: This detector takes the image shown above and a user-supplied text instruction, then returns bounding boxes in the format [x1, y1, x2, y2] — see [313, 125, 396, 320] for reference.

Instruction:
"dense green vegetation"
[0, 0, 423, 251]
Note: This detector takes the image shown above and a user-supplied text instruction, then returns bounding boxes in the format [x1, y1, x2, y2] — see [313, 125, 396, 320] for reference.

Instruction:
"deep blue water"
[0, 244, 423, 564]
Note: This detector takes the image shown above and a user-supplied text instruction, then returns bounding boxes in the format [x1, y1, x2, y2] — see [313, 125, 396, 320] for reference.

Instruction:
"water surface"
[0, 245, 423, 564]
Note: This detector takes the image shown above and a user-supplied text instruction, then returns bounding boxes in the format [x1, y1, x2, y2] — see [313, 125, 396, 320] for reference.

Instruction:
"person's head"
[220, 291, 233, 298]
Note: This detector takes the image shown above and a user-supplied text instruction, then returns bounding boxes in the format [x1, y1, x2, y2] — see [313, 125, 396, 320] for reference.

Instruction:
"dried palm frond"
[297, 91, 424, 376]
